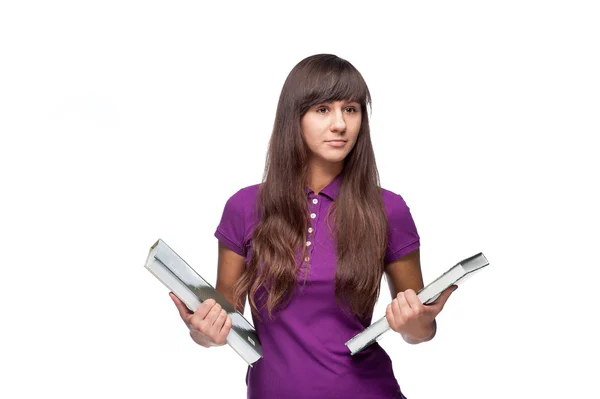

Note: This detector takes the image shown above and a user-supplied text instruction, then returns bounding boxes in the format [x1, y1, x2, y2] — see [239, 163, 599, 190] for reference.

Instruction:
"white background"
[1, 1, 598, 398]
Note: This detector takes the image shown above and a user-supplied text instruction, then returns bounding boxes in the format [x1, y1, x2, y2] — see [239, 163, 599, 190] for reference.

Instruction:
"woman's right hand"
[169, 292, 233, 348]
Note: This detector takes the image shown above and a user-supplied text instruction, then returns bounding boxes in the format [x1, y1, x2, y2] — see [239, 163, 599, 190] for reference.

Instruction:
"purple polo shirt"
[214, 173, 420, 399]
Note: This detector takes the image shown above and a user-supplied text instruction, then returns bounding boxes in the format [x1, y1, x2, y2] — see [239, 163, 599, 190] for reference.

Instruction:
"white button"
[306, 241, 312, 246]
[310, 213, 316, 219]
[308, 227, 314, 233]
[305, 256, 310, 262]
[312, 198, 318, 204]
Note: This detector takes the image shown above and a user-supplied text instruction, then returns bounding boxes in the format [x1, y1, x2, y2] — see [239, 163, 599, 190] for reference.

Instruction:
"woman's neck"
[306, 160, 343, 195]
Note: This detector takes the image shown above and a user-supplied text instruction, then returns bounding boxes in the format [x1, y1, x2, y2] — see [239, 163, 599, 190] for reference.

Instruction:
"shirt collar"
[304, 171, 343, 201]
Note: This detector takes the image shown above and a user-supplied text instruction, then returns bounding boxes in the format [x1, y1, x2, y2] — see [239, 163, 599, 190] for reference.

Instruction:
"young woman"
[169, 54, 456, 399]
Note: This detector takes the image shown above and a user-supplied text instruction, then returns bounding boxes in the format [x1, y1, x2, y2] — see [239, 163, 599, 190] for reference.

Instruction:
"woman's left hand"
[385, 285, 457, 343]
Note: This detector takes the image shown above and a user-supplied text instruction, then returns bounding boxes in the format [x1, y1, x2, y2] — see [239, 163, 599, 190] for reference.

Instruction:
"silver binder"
[345, 253, 489, 355]
[145, 238, 263, 365]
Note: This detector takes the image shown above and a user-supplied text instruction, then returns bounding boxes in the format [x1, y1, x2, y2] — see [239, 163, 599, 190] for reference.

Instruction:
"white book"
[144, 238, 263, 366]
[345, 252, 489, 355]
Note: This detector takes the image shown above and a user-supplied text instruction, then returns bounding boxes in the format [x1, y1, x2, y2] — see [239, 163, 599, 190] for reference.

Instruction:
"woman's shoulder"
[380, 186, 417, 225]
[380, 187, 420, 262]
[380, 186, 409, 208]
[225, 183, 261, 205]
[215, 184, 261, 253]
[219, 183, 262, 223]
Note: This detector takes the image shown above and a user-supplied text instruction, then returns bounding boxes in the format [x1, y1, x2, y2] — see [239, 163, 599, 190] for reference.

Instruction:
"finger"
[208, 308, 228, 340]
[212, 308, 228, 328]
[404, 289, 423, 309]
[195, 298, 217, 320]
[385, 301, 394, 325]
[205, 302, 223, 324]
[385, 303, 396, 327]
[190, 301, 220, 331]
[396, 292, 413, 318]
[169, 293, 193, 319]
[216, 315, 233, 345]
[391, 297, 406, 322]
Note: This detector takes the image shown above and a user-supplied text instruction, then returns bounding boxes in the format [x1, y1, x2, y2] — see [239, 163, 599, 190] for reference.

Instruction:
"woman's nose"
[330, 108, 346, 132]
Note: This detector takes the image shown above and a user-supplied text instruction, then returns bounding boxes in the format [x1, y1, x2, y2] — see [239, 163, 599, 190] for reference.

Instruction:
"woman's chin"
[318, 155, 347, 165]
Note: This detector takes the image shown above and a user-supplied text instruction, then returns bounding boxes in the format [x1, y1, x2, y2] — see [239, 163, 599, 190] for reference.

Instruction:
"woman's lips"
[326, 140, 346, 147]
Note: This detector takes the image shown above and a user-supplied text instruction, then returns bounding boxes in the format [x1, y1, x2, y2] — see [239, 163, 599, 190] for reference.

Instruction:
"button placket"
[306, 194, 320, 263]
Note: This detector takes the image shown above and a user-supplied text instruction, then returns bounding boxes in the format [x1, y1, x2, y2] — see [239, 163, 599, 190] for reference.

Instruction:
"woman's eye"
[316, 107, 328, 113]
[345, 107, 357, 113]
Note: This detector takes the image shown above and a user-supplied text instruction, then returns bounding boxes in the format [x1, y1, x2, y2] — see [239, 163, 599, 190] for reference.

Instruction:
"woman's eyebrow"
[313, 100, 360, 107]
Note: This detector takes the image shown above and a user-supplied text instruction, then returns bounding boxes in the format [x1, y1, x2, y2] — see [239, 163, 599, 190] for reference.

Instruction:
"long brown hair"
[233, 54, 388, 320]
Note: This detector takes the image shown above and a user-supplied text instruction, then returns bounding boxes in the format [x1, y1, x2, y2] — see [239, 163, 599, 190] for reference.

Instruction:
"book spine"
[146, 258, 261, 365]
[345, 316, 391, 354]
[460, 252, 488, 272]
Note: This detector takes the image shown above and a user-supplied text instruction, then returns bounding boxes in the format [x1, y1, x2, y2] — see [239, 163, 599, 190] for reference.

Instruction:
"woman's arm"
[169, 241, 247, 348]
[385, 248, 425, 299]
[384, 248, 455, 344]
[215, 241, 247, 313]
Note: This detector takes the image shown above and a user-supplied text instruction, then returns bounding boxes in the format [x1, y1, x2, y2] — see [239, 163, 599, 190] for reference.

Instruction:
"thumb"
[429, 285, 457, 310]
[169, 292, 193, 319]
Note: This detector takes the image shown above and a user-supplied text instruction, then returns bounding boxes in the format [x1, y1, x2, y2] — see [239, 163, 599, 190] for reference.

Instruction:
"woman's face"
[301, 100, 362, 165]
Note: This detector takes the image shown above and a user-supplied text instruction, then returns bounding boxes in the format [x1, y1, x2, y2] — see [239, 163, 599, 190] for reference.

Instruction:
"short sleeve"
[214, 190, 248, 257]
[384, 193, 420, 265]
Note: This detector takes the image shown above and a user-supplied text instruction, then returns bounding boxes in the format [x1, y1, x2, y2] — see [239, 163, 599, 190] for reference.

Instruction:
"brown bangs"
[295, 55, 371, 114]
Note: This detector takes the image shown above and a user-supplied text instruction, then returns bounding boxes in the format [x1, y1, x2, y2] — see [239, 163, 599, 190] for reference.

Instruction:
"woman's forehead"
[316, 99, 361, 104]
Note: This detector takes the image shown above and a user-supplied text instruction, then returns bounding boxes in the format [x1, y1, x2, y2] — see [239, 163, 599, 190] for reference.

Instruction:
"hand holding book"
[169, 293, 233, 348]
[385, 285, 457, 344]
[145, 239, 263, 365]
[345, 253, 489, 354]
